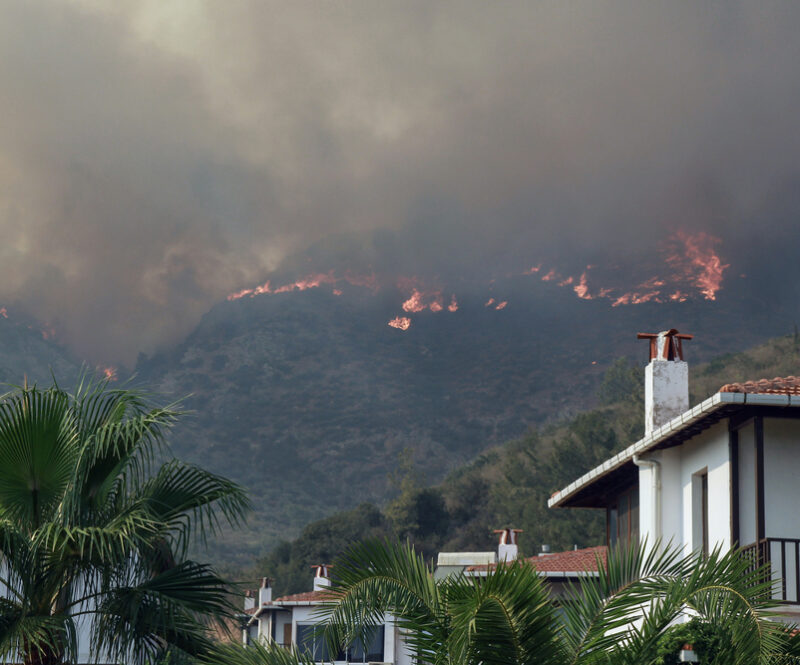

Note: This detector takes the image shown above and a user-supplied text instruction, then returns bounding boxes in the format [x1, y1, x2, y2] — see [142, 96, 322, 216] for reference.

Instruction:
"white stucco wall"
[638, 421, 731, 555]
[763, 418, 800, 539]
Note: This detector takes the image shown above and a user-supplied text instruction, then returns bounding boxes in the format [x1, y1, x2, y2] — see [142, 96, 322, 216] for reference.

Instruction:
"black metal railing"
[741, 537, 800, 603]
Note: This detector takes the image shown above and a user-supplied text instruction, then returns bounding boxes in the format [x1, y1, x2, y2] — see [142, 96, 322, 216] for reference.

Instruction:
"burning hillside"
[225, 231, 730, 331]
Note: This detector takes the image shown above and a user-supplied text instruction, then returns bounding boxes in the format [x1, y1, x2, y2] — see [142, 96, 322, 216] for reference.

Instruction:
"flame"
[402, 289, 426, 313]
[228, 271, 379, 301]
[523, 264, 541, 275]
[669, 230, 729, 300]
[485, 298, 495, 307]
[0, 307, 6, 319]
[447, 295, 458, 312]
[99, 366, 118, 381]
[526, 231, 729, 307]
[573, 272, 590, 300]
[388, 316, 411, 330]
[495, 301, 508, 310]
[429, 298, 444, 313]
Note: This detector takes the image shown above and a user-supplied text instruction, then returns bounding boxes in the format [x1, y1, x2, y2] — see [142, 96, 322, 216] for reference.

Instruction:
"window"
[296, 623, 384, 663]
[691, 469, 709, 556]
[607, 486, 639, 547]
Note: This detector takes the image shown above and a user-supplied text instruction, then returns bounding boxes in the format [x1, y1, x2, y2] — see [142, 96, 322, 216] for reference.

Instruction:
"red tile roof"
[468, 545, 607, 573]
[273, 589, 334, 603]
[720, 375, 800, 395]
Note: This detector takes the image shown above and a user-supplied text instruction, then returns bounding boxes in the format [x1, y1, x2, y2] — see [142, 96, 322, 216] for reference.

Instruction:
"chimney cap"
[637, 329, 693, 361]
[260, 576, 273, 588]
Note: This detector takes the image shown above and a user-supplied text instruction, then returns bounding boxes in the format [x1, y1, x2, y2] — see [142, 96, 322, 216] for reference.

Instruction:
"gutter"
[632, 454, 660, 540]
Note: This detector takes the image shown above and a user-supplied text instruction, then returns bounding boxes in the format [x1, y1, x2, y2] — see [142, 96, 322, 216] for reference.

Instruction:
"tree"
[0, 380, 249, 664]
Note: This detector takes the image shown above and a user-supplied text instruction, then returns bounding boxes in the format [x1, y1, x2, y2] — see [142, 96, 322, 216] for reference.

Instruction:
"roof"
[549, 378, 800, 509]
[468, 546, 607, 576]
[273, 589, 334, 604]
[720, 375, 800, 395]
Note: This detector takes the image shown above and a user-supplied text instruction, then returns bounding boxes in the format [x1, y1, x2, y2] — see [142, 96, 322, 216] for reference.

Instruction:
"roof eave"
[548, 392, 797, 509]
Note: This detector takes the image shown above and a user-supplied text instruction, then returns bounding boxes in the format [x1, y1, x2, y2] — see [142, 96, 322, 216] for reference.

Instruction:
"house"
[243, 531, 606, 662]
[243, 565, 413, 665]
[548, 328, 800, 615]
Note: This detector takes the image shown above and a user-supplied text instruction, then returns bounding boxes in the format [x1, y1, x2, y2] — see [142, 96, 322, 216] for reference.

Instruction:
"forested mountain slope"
[253, 332, 800, 595]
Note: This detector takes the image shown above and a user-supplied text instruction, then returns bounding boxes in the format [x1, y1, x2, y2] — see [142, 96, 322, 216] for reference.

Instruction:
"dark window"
[701, 472, 709, 557]
[348, 625, 385, 663]
[296, 624, 345, 662]
[297, 623, 383, 663]
[607, 485, 639, 548]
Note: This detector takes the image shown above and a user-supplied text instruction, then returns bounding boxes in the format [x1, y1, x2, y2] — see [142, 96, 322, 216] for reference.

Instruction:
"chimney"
[540, 544, 551, 556]
[244, 589, 255, 611]
[258, 577, 272, 605]
[637, 329, 693, 435]
[312, 564, 332, 590]
[494, 528, 522, 561]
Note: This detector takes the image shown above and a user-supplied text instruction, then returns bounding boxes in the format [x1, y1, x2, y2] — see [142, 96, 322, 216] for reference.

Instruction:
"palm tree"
[0, 379, 249, 665]
[315, 539, 800, 665]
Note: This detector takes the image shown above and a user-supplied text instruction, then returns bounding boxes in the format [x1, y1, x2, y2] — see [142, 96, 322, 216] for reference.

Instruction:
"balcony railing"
[741, 537, 800, 603]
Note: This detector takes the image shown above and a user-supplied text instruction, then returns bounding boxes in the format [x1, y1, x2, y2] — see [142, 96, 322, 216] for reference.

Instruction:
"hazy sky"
[2, 1, 799, 363]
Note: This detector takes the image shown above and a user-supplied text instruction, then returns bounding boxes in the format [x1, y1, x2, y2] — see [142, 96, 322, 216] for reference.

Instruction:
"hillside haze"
[132, 266, 798, 560]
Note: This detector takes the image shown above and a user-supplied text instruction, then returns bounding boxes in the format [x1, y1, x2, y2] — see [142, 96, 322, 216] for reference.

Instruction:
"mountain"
[0, 308, 82, 386]
[133, 272, 800, 563]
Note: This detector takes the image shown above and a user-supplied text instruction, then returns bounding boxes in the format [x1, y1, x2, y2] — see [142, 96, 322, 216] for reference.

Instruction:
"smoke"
[1, 1, 800, 363]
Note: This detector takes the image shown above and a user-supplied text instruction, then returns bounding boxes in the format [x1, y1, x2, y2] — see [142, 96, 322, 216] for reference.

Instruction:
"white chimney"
[637, 329, 692, 436]
[494, 528, 522, 561]
[244, 589, 255, 611]
[258, 577, 272, 605]
[312, 564, 331, 590]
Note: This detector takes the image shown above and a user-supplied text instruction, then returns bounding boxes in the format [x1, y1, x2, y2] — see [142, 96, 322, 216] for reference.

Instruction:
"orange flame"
[495, 301, 508, 310]
[573, 272, 590, 300]
[402, 289, 427, 313]
[99, 366, 118, 381]
[388, 316, 411, 330]
[523, 264, 541, 275]
[485, 298, 495, 307]
[0, 307, 7, 319]
[671, 230, 729, 300]
[447, 295, 458, 312]
[541, 269, 557, 282]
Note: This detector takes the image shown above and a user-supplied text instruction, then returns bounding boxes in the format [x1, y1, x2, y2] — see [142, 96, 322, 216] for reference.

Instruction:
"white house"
[243, 531, 605, 662]
[243, 566, 413, 665]
[548, 329, 800, 617]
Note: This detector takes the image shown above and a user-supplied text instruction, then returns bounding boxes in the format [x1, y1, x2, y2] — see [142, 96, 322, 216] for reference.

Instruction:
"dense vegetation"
[253, 333, 800, 596]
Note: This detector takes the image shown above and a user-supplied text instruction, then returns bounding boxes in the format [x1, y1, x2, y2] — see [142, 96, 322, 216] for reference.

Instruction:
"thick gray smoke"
[1, 1, 799, 363]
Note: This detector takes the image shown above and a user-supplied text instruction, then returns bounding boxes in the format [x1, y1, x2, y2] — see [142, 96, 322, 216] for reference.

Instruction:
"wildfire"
[0, 307, 6, 319]
[485, 298, 495, 307]
[447, 295, 458, 312]
[227, 271, 379, 301]
[573, 272, 590, 300]
[523, 264, 541, 275]
[99, 366, 118, 381]
[524, 231, 729, 307]
[495, 301, 508, 310]
[388, 316, 411, 330]
[668, 230, 729, 300]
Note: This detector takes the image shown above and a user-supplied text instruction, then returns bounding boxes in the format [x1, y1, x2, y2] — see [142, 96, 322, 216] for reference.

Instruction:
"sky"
[1, 1, 800, 364]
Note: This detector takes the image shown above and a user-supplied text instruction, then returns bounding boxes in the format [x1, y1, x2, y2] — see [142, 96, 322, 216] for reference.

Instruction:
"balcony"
[741, 538, 800, 603]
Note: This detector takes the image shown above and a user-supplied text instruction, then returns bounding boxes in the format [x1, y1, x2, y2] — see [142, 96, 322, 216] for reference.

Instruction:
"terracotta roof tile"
[273, 589, 334, 603]
[468, 545, 607, 573]
[719, 375, 800, 395]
